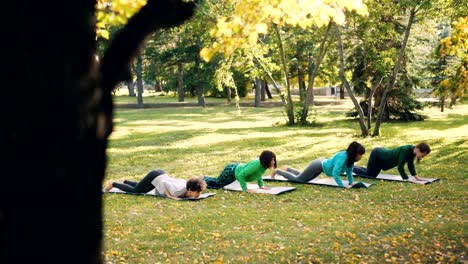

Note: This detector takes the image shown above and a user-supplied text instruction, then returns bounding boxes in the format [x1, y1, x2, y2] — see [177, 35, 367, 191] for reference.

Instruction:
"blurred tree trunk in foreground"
[0, 1, 194, 263]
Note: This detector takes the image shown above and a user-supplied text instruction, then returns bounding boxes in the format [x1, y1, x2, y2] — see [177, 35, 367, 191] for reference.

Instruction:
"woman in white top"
[104, 169, 206, 199]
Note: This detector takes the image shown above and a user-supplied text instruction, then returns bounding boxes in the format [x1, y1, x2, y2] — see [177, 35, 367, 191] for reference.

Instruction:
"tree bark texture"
[127, 66, 136, 96]
[226, 87, 232, 103]
[0, 1, 194, 263]
[301, 23, 332, 124]
[298, 68, 305, 102]
[260, 80, 266, 101]
[137, 54, 144, 107]
[194, 46, 206, 107]
[177, 62, 184, 102]
[367, 77, 384, 130]
[440, 96, 445, 112]
[263, 79, 273, 99]
[255, 78, 261, 107]
[128, 80, 136, 96]
[273, 24, 295, 125]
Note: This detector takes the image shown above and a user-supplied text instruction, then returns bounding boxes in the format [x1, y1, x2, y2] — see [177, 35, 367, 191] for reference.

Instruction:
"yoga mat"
[104, 187, 215, 200]
[354, 173, 439, 185]
[262, 175, 372, 188]
[222, 181, 296, 194]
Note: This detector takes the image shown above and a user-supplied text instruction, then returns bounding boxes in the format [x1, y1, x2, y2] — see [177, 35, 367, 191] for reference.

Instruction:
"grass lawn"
[103, 98, 467, 264]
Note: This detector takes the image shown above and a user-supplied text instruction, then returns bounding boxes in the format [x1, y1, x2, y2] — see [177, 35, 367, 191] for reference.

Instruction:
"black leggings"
[112, 169, 166, 193]
[353, 147, 383, 177]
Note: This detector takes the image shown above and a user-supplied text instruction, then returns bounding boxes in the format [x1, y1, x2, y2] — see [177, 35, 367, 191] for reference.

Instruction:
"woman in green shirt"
[352, 143, 431, 180]
[203, 150, 277, 192]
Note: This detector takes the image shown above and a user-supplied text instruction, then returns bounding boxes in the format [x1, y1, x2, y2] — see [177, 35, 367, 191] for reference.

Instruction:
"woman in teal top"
[353, 143, 431, 180]
[204, 150, 277, 192]
[272, 141, 365, 188]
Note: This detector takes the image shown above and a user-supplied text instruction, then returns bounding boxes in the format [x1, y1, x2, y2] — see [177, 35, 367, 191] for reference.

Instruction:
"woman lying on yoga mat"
[103, 169, 207, 199]
[271, 141, 365, 188]
[203, 150, 277, 192]
[352, 142, 431, 181]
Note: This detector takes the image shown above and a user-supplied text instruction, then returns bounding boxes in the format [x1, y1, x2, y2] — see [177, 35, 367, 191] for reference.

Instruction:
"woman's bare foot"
[103, 180, 113, 192]
[270, 169, 277, 179]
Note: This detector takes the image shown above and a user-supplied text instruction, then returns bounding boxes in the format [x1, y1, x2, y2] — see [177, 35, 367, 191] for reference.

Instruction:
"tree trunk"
[136, 54, 144, 108]
[260, 80, 266, 101]
[440, 96, 445, 112]
[263, 79, 272, 99]
[0, 1, 194, 264]
[195, 38, 206, 107]
[300, 23, 332, 124]
[298, 68, 305, 102]
[373, 8, 416, 136]
[336, 25, 368, 136]
[127, 80, 136, 96]
[367, 77, 384, 130]
[255, 78, 261, 107]
[196, 86, 205, 107]
[154, 79, 162, 92]
[226, 87, 232, 103]
[177, 62, 184, 102]
[307, 56, 315, 102]
[273, 24, 295, 125]
[253, 56, 286, 105]
[340, 85, 345, 99]
[127, 65, 136, 96]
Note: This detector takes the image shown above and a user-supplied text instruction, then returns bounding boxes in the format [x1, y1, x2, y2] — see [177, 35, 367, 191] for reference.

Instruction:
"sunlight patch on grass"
[108, 128, 356, 153]
[110, 119, 285, 140]
[171, 128, 354, 148]
[405, 125, 468, 139]
[107, 145, 158, 154]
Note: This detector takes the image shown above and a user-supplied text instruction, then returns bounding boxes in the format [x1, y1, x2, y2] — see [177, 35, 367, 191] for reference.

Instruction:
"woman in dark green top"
[353, 143, 431, 180]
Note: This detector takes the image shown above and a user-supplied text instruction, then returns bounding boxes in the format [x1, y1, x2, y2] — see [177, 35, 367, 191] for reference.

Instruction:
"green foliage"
[386, 73, 425, 121]
[342, 0, 436, 123]
[294, 104, 318, 126]
[103, 102, 467, 263]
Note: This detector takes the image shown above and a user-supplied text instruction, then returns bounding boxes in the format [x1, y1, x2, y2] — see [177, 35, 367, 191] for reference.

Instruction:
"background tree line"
[97, 0, 466, 137]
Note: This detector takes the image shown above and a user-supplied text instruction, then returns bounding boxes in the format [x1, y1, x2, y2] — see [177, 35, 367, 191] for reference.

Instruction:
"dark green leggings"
[204, 163, 239, 188]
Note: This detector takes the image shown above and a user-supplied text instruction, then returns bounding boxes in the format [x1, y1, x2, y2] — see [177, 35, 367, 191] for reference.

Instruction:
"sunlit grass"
[103, 101, 467, 263]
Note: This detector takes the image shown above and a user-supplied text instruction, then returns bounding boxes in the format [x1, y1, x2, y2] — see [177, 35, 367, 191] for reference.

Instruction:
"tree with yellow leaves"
[436, 16, 468, 108]
[96, 0, 147, 39]
[201, 0, 368, 125]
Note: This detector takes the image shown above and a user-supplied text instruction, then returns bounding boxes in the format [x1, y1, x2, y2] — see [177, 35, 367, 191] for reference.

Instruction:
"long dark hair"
[259, 150, 277, 169]
[346, 141, 365, 167]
